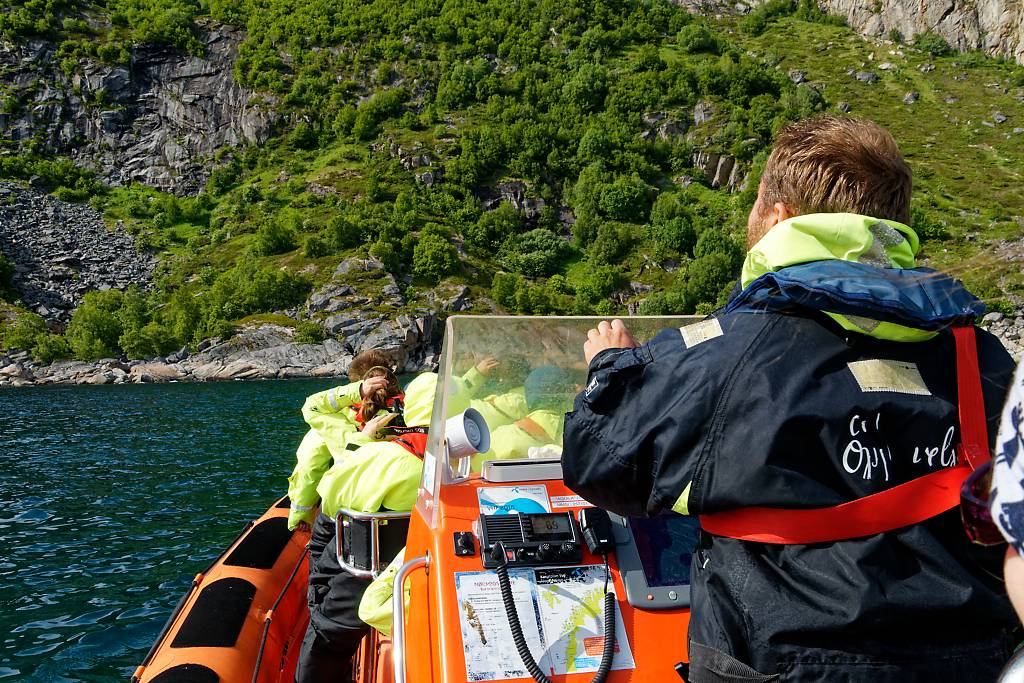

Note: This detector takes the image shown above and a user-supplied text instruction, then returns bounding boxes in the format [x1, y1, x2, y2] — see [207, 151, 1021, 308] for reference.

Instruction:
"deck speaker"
[446, 407, 490, 458]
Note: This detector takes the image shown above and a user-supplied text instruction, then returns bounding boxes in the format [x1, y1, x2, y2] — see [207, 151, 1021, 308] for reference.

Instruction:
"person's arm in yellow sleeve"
[358, 548, 407, 636]
[302, 377, 390, 456]
[286, 430, 332, 530]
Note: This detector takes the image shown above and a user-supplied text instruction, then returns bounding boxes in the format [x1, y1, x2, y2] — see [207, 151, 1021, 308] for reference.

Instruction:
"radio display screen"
[628, 514, 701, 587]
[528, 513, 574, 540]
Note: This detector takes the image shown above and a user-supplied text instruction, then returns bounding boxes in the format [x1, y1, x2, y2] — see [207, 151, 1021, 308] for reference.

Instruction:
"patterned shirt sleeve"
[991, 359, 1024, 551]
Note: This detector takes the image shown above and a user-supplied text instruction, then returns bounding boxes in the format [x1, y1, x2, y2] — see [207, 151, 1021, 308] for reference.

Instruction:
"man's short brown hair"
[760, 115, 912, 225]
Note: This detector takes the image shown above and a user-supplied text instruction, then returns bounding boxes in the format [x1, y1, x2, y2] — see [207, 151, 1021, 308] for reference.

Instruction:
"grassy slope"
[736, 18, 1024, 302]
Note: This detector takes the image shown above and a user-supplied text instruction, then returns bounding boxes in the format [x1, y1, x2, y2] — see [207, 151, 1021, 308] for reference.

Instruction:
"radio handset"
[579, 508, 616, 557]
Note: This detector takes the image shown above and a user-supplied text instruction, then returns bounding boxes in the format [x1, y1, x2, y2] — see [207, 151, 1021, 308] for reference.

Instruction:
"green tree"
[466, 202, 522, 250]
[253, 215, 297, 255]
[66, 289, 125, 360]
[1, 311, 47, 351]
[413, 232, 459, 282]
[677, 23, 720, 55]
[500, 229, 569, 277]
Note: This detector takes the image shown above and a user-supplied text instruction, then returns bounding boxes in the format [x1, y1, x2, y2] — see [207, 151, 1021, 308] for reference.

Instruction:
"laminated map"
[454, 565, 635, 681]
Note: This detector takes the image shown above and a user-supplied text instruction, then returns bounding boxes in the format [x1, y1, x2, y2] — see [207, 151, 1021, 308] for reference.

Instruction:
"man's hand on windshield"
[360, 375, 390, 399]
[584, 319, 638, 365]
[475, 357, 499, 375]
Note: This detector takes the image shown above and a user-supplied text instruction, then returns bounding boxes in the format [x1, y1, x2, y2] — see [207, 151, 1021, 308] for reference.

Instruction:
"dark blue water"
[0, 379, 340, 681]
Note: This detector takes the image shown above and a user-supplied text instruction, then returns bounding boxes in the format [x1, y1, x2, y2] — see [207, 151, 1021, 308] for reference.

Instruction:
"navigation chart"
[455, 565, 635, 681]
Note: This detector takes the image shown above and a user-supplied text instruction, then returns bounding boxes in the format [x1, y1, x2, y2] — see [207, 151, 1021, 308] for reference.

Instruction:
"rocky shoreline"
[3, 311, 1022, 388]
[0, 320, 439, 387]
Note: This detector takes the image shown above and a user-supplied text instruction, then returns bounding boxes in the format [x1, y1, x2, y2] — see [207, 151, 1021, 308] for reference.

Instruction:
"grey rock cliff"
[0, 20, 276, 195]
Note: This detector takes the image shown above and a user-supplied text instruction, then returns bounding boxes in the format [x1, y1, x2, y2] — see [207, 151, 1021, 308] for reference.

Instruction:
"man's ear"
[767, 201, 795, 228]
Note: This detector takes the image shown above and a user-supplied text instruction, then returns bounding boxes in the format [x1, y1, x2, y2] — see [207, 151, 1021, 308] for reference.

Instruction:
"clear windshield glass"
[421, 316, 700, 493]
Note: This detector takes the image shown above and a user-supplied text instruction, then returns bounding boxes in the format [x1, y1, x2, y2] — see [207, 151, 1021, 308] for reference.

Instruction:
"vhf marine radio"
[479, 512, 583, 568]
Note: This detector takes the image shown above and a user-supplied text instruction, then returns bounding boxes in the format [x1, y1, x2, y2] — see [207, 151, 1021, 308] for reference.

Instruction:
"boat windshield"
[416, 316, 698, 526]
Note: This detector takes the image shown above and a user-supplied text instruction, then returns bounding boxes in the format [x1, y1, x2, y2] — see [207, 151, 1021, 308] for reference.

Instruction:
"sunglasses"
[961, 460, 1007, 546]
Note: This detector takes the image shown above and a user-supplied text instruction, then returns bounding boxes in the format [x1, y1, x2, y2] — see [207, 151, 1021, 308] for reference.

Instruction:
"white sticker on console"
[550, 494, 593, 509]
[477, 485, 551, 515]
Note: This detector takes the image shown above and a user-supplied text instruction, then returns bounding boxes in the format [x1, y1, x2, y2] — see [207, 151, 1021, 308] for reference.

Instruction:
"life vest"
[385, 425, 428, 459]
[350, 393, 406, 426]
[699, 326, 990, 544]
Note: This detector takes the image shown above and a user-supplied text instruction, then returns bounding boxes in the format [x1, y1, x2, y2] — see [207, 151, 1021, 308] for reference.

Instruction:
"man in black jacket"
[562, 115, 1018, 682]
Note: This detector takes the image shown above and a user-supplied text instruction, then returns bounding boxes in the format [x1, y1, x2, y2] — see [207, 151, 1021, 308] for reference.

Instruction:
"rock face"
[0, 317, 440, 386]
[0, 20, 276, 195]
[822, 0, 1024, 65]
[0, 182, 154, 322]
[691, 0, 1024, 65]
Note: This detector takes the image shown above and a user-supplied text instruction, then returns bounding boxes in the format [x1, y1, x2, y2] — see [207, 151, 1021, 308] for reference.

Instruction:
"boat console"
[395, 316, 701, 683]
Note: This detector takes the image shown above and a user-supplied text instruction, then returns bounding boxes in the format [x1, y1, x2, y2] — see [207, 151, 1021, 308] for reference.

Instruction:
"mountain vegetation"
[1, 0, 1023, 362]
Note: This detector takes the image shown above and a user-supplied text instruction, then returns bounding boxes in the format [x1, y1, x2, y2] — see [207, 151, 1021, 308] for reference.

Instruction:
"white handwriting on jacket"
[842, 413, 956, 482]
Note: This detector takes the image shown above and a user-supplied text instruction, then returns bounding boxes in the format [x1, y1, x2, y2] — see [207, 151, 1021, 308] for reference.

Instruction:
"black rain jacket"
[562, 262, 1018, 682]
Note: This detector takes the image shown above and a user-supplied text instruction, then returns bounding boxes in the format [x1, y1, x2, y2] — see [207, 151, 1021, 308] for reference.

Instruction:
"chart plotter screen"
[628, 514, 701, 587]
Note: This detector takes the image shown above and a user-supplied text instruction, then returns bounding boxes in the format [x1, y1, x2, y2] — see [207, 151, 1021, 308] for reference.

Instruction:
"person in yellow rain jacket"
[471, 365, 575, 471]
[285, 349, 399, 531]
[295, 358, 496, 683]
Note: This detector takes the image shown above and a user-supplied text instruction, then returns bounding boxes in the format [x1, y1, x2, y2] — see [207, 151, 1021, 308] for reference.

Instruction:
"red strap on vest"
[699, 326, 990, 544]
[515, 416, 552, 442]
[393, 432, 428, 459]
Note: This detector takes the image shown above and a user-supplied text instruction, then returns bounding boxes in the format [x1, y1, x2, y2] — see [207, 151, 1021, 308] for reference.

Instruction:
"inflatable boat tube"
[132, 496, 311, 683]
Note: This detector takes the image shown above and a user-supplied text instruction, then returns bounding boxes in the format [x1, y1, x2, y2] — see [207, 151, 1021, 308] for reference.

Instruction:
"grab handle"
[392, 552, 429, 683]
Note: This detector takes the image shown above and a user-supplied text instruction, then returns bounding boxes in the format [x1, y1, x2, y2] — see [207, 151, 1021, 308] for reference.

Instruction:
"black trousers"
[295, 514, 373, 683]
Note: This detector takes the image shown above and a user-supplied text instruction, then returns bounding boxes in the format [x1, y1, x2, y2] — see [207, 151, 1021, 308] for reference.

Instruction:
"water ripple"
[0, 378, 338, 680]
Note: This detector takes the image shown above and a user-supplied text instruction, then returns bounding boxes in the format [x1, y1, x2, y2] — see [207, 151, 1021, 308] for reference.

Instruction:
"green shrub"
[295, 320, 327, 344]
[328, 214, 364, 250]
[647, 216, 696, 260]
[638, 291, 690, 315]
[913, 31, 952, 57]
[32, 333, 72, 364]
[499, 229, 569, 277]
[598, 175, 650, 222]
[303, 234, 332, 258]
[588, 222, 632, 264]
[254, 217, 297, 255]
[412, 232, 459, 282]
[2, 311, 47, 351]
[204, 257, 311, 324]
[694, 229, 742, 267]
[66, 290, 125, 360]
[685, 253, 737, 307]
[677, 23, 720, 55]
[739, 0, 793, 36]
[467, 202, 522, 251]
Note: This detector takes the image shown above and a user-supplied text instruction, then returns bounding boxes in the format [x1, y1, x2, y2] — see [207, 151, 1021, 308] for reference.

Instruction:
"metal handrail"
[392, 553, 429, 683]
[336, 508, 412, 579]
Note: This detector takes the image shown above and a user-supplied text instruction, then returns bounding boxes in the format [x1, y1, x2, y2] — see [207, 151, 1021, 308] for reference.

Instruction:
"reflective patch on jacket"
[848, 359, 931, 396]
[680, 318, 724, 348]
